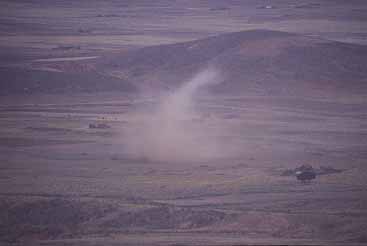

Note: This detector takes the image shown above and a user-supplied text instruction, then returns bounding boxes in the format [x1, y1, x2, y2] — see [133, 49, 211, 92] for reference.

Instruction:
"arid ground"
[1, 1, 367, 245]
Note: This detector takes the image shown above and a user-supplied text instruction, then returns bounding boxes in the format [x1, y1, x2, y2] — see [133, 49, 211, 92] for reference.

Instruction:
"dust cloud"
[124, 67, 229, 163]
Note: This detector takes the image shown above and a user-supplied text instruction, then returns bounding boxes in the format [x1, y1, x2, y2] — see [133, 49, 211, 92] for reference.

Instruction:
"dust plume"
[125, 67, 226, 163]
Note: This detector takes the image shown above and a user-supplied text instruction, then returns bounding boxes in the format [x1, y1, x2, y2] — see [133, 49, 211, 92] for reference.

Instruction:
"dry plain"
[1, 1, 367, 245]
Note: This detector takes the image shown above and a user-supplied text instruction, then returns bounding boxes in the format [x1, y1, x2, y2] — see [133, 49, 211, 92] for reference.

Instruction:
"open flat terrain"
[1, 1, 367, 245]
[1, 92, 367, 245]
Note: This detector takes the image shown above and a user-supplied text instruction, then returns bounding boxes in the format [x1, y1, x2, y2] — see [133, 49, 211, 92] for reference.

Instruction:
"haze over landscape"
[1, 1, 367, 245]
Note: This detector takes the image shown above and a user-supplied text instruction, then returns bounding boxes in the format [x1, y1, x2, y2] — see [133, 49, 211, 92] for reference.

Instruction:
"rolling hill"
[99, 29, 367, 97]
[2, 29, 367, 97]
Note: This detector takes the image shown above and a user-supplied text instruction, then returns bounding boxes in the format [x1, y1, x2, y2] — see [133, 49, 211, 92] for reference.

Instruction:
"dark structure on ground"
[295, 165, 317, 182]
[89, 123, 110, 129]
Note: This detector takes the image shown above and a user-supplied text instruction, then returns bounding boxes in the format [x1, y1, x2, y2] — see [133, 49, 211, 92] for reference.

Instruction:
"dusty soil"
[1, 1, 367, 245]
[1, 93, 366, 245]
